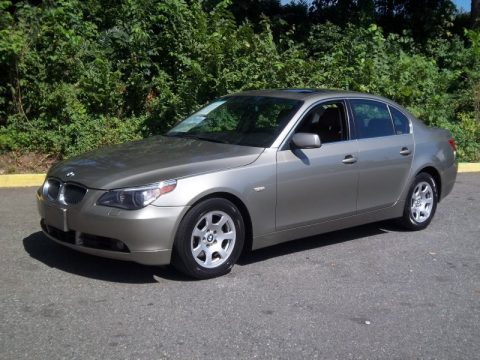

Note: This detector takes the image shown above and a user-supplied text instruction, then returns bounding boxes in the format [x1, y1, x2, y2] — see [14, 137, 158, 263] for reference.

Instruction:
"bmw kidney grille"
[44, 178, 87, 205]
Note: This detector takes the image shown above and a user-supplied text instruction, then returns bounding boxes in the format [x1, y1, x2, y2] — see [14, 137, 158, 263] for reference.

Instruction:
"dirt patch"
[0, 152, 59, 174]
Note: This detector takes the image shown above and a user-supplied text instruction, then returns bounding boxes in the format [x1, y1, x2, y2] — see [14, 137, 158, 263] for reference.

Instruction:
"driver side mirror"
[291, 133, 321, 149]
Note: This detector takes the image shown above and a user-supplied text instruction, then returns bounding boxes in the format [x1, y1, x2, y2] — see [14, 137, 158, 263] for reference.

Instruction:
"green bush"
[0, 0, 479, 161]
[444, 112, 480, 162]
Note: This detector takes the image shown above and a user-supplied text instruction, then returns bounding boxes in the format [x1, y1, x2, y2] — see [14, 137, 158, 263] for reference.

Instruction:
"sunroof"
[281, 89, 317, 93]
[280, 88, 337, 94]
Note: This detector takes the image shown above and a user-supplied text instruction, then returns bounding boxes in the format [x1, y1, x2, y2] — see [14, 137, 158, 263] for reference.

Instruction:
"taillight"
[448, 138, 456, 151]
[448, 138, 456, 158]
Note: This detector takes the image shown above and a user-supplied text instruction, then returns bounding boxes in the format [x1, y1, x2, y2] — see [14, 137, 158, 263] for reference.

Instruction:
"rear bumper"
[440, 161, 458, 201]
[37, 189, 188, 265]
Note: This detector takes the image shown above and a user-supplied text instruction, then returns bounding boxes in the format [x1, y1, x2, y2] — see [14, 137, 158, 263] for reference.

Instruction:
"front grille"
[63, 184, 87, 205]
[46, 179, 61, 201]
[43, 178, 87, 205]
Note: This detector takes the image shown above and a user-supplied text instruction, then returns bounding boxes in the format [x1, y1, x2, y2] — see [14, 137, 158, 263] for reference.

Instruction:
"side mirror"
[291, 133, 321, 149]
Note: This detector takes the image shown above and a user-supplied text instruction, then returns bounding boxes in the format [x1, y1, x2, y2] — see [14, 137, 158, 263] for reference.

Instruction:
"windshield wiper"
[166, 133, 229, 144]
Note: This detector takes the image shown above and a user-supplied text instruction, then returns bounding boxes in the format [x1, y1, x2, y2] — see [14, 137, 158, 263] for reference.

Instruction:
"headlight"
[97, 179, 177, 210]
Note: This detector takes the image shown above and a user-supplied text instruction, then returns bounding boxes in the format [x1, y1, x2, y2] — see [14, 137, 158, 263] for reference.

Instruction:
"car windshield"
[166, 96, 303, 147]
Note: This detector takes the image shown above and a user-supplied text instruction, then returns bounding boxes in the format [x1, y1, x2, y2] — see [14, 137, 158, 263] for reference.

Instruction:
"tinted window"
[350, 99, 394, 139]
[296, 102, 348, 143]
[167, 96, 302, 147]
[389, 106, 410, 135]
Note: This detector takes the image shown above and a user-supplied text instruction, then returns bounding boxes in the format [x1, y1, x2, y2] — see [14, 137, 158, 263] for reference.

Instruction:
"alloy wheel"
[190, 211, 236, 268]
[410, 181, 434, 223]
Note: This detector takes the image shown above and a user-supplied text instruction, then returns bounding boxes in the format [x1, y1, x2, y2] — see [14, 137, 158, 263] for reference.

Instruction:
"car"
[37, 89, 458, 279]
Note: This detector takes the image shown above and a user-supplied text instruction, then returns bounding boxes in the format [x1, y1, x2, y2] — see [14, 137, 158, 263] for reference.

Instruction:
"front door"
[276, 100, 359, 230]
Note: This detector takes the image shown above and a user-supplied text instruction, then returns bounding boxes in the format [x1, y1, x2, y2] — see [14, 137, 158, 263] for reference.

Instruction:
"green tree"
[0, 0, 479, 162]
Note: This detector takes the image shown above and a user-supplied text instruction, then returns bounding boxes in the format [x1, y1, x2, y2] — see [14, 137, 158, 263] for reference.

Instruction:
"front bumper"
[36, 188, 188, 265]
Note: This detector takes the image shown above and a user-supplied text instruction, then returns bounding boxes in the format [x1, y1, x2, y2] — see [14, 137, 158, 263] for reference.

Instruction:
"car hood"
[47, 136, 264, 189]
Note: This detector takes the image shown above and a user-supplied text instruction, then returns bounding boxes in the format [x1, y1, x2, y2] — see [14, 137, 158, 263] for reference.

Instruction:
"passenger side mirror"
[291, 133, 321, 149]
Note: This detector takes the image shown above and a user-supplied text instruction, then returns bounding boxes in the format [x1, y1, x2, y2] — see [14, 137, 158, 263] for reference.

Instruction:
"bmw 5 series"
[37, 89, 458, 278]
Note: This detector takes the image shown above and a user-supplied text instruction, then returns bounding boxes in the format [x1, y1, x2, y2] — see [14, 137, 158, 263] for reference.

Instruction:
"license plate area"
[44, 205, 68, 232]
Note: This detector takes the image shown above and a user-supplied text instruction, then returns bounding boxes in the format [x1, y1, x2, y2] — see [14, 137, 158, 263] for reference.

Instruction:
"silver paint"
[37, 90, 458, 266]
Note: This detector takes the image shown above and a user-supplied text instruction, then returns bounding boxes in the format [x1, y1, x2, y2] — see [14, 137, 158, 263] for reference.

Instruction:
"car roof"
[229, 88, 392, 103]
[226, 88, 420, 128]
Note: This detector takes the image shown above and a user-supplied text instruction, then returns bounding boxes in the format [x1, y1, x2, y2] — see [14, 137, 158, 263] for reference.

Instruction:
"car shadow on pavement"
[238, 220, 399, 266]
[24, 220, 401, 282]
[23, 232, 192, 284]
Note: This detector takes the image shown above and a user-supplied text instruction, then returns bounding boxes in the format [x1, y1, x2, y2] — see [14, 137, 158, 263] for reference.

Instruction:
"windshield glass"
[166, 96, 303, 147]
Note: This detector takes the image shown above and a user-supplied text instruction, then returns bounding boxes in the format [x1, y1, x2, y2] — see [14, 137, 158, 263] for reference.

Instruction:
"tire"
[398, 172, 438, 231]
[172, 198, 245, 279]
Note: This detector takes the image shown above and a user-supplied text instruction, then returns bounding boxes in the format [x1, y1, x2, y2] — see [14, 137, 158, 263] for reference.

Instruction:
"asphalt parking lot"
[1, 173, 479, 359]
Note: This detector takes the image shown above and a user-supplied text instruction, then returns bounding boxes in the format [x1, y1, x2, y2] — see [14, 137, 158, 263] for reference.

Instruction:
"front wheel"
[398, 172, 438, 231]
[172, 198, 245, 279]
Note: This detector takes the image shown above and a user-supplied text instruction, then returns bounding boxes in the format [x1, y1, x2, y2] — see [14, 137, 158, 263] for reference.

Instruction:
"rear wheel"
[172, 198, 244, 279]
[398, 172, 438, 230]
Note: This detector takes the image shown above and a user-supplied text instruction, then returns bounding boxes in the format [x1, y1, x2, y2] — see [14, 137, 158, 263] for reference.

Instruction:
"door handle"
[400, 147, 411, 156]
[342, 155, 357, 164]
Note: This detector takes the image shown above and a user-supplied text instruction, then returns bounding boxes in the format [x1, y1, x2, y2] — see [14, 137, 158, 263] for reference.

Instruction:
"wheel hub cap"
[190, 211, 236, 268]
[410, 181, 434, 223]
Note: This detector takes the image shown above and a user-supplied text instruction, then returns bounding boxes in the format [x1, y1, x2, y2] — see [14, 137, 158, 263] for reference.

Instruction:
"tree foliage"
[0, 0, 479, 161]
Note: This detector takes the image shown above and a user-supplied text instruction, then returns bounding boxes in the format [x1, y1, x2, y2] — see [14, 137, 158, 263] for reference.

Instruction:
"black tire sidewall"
[173, 198, 245, 279]
[403, 173, 438, 230]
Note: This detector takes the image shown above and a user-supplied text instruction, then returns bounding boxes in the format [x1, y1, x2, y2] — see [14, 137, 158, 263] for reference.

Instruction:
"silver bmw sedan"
[37, 89, 457, 278]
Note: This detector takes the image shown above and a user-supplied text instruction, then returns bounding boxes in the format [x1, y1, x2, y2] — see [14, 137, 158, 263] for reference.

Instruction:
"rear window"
[389, 106, 410, 135]
[350, 99, 395, 139]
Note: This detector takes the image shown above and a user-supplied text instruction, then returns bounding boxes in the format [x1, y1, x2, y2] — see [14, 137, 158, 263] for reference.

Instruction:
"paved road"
[1, 174, 479, 359]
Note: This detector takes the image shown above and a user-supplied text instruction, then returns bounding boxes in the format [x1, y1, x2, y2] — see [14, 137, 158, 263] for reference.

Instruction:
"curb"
[0, 163, 479, 188]
[458, 163, 480, 173]
[0, 174, 46, 188]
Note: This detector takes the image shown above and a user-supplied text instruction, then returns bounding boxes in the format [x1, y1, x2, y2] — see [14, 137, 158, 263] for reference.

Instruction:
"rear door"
[348, 99, 414, 213]
[276, 100, 359, 230]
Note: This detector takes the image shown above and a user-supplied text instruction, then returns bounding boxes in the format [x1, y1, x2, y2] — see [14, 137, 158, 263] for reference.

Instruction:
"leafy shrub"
[445, 112, 480, 162]
[0, 0, 479, 161]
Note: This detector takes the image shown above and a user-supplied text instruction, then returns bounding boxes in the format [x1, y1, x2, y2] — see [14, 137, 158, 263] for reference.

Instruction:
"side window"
[389, 106, 411, 135]
[296, 102, 348, 143]
[350, 99, 394, 139]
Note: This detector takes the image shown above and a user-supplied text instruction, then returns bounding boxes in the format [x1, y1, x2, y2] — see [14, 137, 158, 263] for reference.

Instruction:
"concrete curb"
[0, 163, 479, 188]
[458, 163, 480, 173]
[0, 174, 46, 188]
